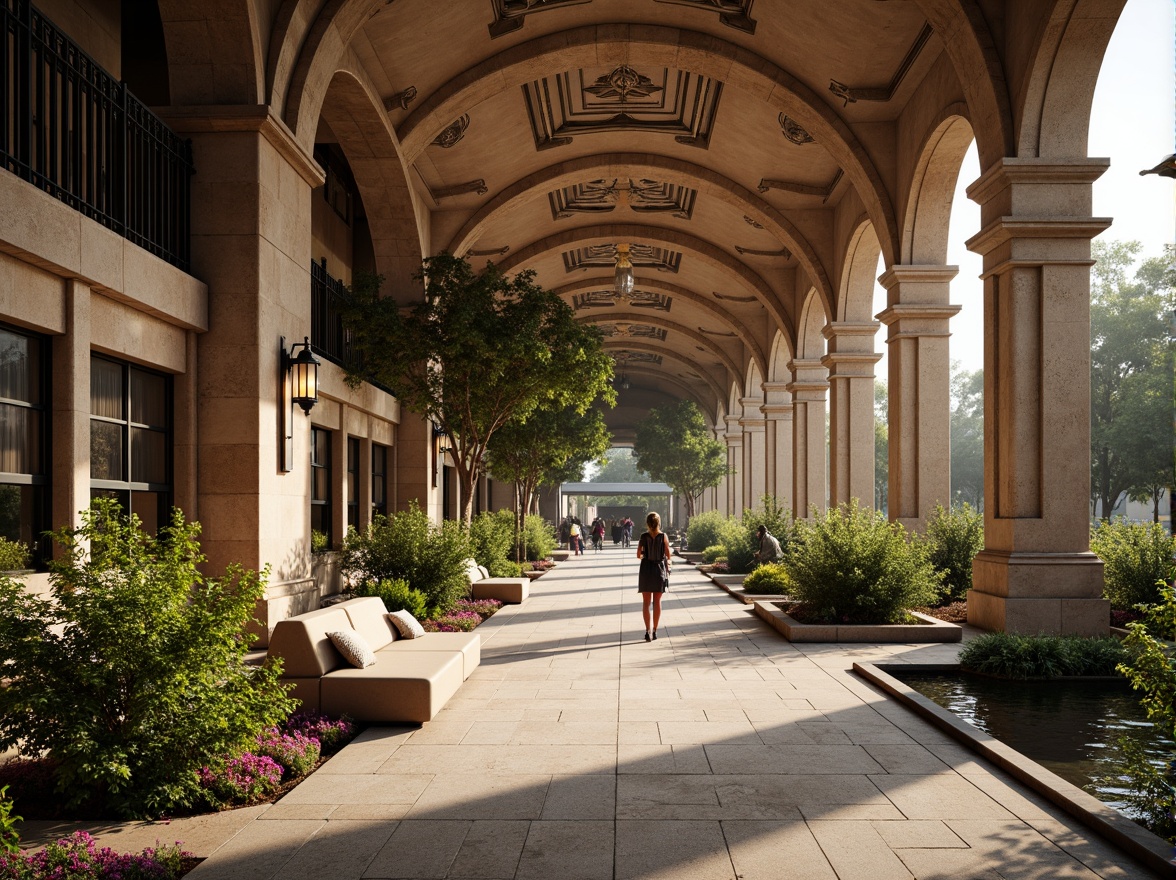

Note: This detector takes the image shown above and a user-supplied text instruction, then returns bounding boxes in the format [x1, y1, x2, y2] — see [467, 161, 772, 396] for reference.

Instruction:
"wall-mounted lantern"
[279, 336, 321, 473]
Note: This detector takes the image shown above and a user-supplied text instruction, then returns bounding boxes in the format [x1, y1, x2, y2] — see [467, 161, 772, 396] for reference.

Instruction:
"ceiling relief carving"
[431, 179, 488, 202]
[653, 0, 756, 34]
[488, 0, 592, 38]
[778, 114, 815, 146]
[611, 350, 663, 366]
[698, 326, 737, 337]
[573, 290, 673, 311]
[467, 245, 510, 257]
[735, 245, 791, 259]
[562, 244, 682, 274]
[757, 170, 842, 203]
[432, 115, 470, 148]
[383, 86, 417, 112]
[742, 215, 764, 229]
[828, 24, 933, 105]
[712, 291, 757, 303]
[603, 323, 667, 341]
[522, 66, 723, 151]
[548, 178, 698, 220]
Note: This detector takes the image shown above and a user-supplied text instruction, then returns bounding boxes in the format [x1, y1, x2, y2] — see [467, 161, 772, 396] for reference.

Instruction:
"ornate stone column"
[761, 381, 794, 510]
[739, 396, 766, 509]
[965, 158, 1111, 635]
[787, 359, 828, 518]
[877, 266, 962, 530]
[823, 322, 882, 509]
[725, 414, 744, 515]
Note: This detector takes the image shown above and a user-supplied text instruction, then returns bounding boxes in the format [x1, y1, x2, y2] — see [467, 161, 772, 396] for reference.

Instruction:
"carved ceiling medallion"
[604, 323, 667, 341]
[653, 0, 756, 33]
[549, 178, 697, 220]
[523, 67, 723, 150]
[488, 0, 592, 38]
[562, 243, 682, 274]
[432, 114, 470, 149]
[778, 114, 815, 145]
[573, 290, 672, 311]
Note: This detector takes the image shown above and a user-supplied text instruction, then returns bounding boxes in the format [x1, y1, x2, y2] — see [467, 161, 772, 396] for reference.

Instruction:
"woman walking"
[636, 511, 671, 641]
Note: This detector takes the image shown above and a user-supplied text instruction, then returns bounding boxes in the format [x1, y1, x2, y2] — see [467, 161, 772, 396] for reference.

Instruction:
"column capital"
[822, 349, 882, 378]
[966, 158, 1110, 212]
[821, 321, 879, 342]
[878, 265, 959, 290]
[877, 303, 963, 339]
[739, 417, 766, 431]
[760, 403, 794, 418]
[786, 359, 829, 399]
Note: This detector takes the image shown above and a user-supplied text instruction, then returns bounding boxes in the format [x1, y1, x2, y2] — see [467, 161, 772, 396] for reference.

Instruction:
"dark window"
[346, 437, 359, 530]
[89, 356, 171, 533]
[311, 427, 332, 546]
[372, 444, 387, 518]
[0, 325, 48, 566]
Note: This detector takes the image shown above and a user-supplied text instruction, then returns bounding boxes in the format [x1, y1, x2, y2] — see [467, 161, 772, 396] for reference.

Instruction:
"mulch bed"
[911, 601, 968, 624]
[775, 601, 968, 626]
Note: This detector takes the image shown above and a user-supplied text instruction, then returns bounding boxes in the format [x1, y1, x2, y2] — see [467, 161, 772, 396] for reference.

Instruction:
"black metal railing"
[310, 258, 351, 366]
[0, 0, 193, 271]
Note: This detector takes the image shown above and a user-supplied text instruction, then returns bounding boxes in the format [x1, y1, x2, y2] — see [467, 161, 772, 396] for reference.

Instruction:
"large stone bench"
[267, 596, 479, 724]
[463, 559, 529, 604]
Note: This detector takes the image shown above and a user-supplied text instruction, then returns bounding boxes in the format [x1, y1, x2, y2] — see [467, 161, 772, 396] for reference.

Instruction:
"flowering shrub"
[453, 598, 502, 617]
[527, 559, 554, 572]
[0, 831, 190, 879]
[255, 728, 320, 779]
[283, 711, 355, 755]
[422, 620, 459, 632]
[430, 610, 481, 632]
[198, 753, 282, 806]
[710, 560, 730, 573]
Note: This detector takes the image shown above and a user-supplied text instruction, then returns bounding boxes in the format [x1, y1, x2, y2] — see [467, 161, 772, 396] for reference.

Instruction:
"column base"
[967, 550, 1107, 635]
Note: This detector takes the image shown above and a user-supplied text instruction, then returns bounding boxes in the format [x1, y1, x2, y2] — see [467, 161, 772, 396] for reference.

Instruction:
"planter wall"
[754, 602, 961, 643]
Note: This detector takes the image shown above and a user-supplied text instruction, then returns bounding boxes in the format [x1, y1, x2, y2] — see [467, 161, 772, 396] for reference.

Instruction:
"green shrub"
[1091, 520, 1176, 610]
[784, 500, 940, 624]
[701, 544, 726, 563]
[355, 577, 428, 619]
[488, 558, 524, 578]
[715, 516, 754, 574]
[342, 503, 472, 615]
[924, 503, 984, 603]
[0, 785, 19, 855]
[310, 529, 330, 553]
[742, 563, 791, 595]
[959, 632, 1126, 679]
[727, 495, 794, 575]
[0, 499, 295, 819]
[516, 514, 556, 561]
[469, 510, 515, 570]
[686, 510, 729, 552]
[0, 537, 30, 572]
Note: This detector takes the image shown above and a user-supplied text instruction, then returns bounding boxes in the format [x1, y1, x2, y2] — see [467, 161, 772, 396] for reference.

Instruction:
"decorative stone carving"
[467, 245, 510, 256]
[698, 326, 736, 337]
[573, 290, 672, 310]
[432, 115, 470, 149]
[604, 323, 667, 341]
[610, 350, 662, 366]
[743, 215, 764, 228]
[828, 24, 932, 105]
[431, 179, 488, 202]
[548, 178, 697, 220]
[488, 0, 592, 38]
[653, 0, 756, 34]
[757, 171, 842, 203]
[735, 245, 792, 259]
[562, 243, 681, 274]
[778, 114, 815, 145]
[383, 86, 418, 112]
[522, 66, 723, 150]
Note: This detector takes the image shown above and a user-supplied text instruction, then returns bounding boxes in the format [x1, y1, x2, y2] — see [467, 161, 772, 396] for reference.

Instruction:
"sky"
[874, 0, 1176, 378]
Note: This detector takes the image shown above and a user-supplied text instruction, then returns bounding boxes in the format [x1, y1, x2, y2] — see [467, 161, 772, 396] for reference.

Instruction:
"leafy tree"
[342, 256, 615, 522]
[632, 400, 728, 518]
[590, 448, 650, 483]
[1090, 241, 1174, 521]
[875, 380, 888, 513]
[0, 499, 294, 819]
[487, 403, 611, 518]
[950, 364, 984, 509]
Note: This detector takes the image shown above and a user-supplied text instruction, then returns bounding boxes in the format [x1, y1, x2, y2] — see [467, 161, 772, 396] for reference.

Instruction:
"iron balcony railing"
[0, 0, 193, 271]
[310, 258, 351, 367]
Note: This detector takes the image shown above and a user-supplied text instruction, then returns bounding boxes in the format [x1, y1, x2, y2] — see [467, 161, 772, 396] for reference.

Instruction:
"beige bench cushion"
[320, 651, 464, 723]
[380, 632, 481, 679]
[340, 596, 397, 650]
[267, 607, 354, 677]
[471, 578, 528, 604]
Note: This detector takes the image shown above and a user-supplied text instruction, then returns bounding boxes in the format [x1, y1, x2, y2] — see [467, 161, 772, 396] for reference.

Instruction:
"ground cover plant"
[0, 500, 294, 820]
[959, 632, 1127, 679]
[424, 598, 502, 633]
[1091, 520, 1176, 610]
[923, 503, 984, 604]
[0, 831, 191, 880]
[342, 503, 472, 616]
[742, 563, 790, 595]
[783, 500, 940, 624]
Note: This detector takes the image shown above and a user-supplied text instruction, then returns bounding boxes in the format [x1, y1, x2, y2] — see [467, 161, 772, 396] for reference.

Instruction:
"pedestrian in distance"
[636, 511, 672, 641]
[753, 525, 782, 565]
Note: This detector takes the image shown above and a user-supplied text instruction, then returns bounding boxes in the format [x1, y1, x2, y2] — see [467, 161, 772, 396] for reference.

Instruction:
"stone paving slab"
[26, 549, 1166, 878]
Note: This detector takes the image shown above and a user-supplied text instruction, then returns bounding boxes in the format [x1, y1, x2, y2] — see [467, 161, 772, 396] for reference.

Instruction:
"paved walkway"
[28, 548, 1159, 878]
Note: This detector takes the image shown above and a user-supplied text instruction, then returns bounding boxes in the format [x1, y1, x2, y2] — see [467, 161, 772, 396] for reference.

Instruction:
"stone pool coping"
[754, 601, 962, 642]
[855, 661, 1176, 878]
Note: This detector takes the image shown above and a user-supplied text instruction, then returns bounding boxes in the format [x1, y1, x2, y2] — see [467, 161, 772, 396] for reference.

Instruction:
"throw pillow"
[388, 609, 426, 639]
[327, 630, 376, 668]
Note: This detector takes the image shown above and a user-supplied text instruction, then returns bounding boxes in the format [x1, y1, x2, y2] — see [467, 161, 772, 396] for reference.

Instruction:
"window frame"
[0, 323, 50, 565]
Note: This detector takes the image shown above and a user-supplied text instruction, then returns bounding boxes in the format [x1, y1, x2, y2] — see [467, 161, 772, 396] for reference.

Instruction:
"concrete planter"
[708, 573, 746, 587]
[550, 550, 570, 562]
[678, 551, 705, 564]
[524, 569, 546, 580]
[754, 601, 961, 643]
